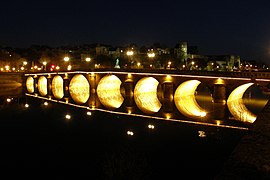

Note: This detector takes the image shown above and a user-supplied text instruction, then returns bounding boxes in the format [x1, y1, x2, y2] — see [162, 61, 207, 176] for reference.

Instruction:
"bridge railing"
[95, 68, 270, 79]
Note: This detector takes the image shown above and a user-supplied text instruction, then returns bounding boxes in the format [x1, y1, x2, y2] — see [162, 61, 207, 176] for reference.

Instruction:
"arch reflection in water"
[227, 83, 256, 123]
[134, 77, 162, 114]
[26, 76, 34, 93]
[69, 74, 90, 104]
[174, 80, 207, 118]
[38, 76, 47, 96]
[96, 74, 124, 109]
[52, 75, 64, 100]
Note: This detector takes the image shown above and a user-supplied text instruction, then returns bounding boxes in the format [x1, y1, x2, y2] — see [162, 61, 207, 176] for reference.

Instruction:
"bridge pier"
[88, 73, 98, 108]
[161, 82, 174, 113]
[213, 83, 226, 103]
[47, 76, 52, 97]
[34, 76, 38, 94]
[123, 80, 134, 107]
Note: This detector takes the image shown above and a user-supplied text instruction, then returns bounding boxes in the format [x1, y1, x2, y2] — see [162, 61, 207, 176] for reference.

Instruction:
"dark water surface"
[0, 96, 248, 179]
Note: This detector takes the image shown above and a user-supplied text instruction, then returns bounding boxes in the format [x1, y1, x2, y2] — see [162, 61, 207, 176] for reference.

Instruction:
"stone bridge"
[24, 70, 270, 125]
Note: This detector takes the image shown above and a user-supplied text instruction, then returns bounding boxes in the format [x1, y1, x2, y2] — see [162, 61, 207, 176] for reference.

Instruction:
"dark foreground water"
[0, 96, 247, 179]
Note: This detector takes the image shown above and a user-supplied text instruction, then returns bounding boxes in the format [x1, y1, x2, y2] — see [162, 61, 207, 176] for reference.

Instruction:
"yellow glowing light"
[69, 74, 90, 104]
[64, 57, 70, 62]
[37, 76, 48, 96]
[52, 75, 64, 100]
[164, 75, 172, 82]
[25, 103, 29, 108]
[85, 57, 91, 62]
[163, 113, 172, 119]
[215, 78, 224, 85]
[174, 80, 207, 118]
[67, 65, 72, 71]
[96, 75, 124, 109]
[126, 51, 134, 56]
[5, 65, 10, 71]
[134, 77, 162, 114]
[44, 101, 48, 106]
[26, 76, 35, 93]
[198, 131, 206, 137]
[227, 83, 256, 123]
[147, 52, 155, 58]
[127, 73, 132, 78]
[6, 98, 11, 102]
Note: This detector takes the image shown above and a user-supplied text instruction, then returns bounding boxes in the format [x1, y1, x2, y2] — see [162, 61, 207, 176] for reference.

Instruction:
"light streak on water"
[25, 93, 249, 131]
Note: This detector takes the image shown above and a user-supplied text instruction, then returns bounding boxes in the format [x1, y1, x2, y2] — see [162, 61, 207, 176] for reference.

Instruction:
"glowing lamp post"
[42, 61, 47, 71]
[126, 50, 134, 68]
[168, 61, 172, 70]
[85, 57, 91, 62]
[64, 56, 70, 62]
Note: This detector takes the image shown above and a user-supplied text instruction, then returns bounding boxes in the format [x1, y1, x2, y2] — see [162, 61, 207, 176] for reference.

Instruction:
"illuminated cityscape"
[0, 42, 269, 73]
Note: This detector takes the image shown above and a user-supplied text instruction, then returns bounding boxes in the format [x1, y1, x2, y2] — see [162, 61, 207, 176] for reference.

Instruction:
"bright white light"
[148, 124, 155, 129]
[87, 111, 92, 116]
[126, 51, 134, 56]
[25, 103, 29, 108]
[65, 114, 71, 119]
[147, 52, 155, 58]
[64, 57, 70, 62]
[127, 130, 134, 136]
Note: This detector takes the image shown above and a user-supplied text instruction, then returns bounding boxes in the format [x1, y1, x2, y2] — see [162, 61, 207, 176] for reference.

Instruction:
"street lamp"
[85, 57, 91, 62]
[42, 61, 47, 71]
[168, 61, 171, 70]
[126, 50, 134, 68]
[64, 56, 70, 62]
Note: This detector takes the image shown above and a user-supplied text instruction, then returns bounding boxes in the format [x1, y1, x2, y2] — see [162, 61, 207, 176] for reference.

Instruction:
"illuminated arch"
[52, 75, 64, 100]
[134, 77, 162, 114]
[227, 83, 256, 123]
[26, 76, 34, 93]
[174, 80, 207, 118]
[69, 74, 90, 104]
[37, 76, 47, 96]
[96, 74, 124, 109]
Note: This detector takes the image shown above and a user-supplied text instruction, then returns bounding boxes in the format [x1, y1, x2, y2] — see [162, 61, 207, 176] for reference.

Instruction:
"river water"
[0, 83, 268, 179]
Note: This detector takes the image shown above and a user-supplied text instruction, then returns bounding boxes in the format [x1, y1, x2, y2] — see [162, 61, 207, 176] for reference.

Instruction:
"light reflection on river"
[0, 82, 269, 179]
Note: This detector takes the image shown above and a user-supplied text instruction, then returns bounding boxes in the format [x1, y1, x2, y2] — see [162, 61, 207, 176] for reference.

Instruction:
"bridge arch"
[227, 83, 257, 123]
[96, 74, 124, 109]
[52, 75, 64, 100]
[134, 76, 162, 114]
[174, 80, 207, 118]
[69, 74, 90, 104]
[26, 76, 35, 94]
[37, 76, 47, 96]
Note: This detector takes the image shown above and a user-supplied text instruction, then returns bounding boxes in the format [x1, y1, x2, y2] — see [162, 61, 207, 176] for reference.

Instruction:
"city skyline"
[1, 0, 270, 62]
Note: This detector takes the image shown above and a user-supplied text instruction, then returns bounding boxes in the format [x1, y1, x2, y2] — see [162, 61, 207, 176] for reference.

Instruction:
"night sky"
[1, 0, 270, 62]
